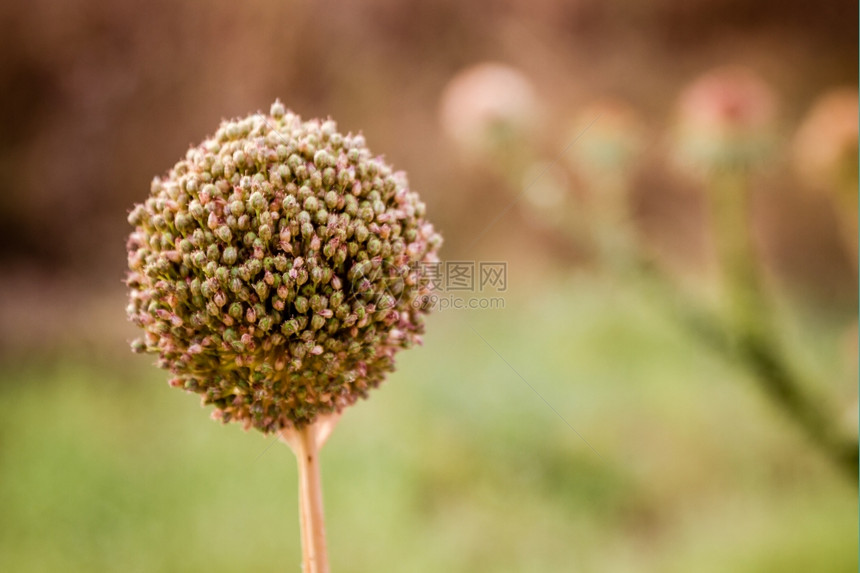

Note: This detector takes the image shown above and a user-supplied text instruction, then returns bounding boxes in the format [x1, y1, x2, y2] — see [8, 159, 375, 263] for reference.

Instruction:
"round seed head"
[126, 103, 442, 432]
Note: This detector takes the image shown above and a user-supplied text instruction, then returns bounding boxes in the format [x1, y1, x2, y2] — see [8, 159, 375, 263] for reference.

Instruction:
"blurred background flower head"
[674, 66, 777, 174]
[439, 62, 541, 163]
[793, 88, 859, 194]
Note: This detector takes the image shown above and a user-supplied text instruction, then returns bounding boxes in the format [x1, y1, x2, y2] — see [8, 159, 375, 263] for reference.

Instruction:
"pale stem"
[279, 412, 341, 573]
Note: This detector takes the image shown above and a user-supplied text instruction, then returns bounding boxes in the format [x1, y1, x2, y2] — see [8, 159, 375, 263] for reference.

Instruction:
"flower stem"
[280, 413, 341, 573]
[704, 169, 858, 481]
[706, 170, 772, 343]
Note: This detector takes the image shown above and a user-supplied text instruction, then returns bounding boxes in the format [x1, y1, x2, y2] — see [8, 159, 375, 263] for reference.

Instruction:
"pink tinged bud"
[213, 291, 227, 307]
[127, 205, 146, 226]
[163, 250, 181, 263]
[216, 226, 232, 242]
[250, 191, 266, 212]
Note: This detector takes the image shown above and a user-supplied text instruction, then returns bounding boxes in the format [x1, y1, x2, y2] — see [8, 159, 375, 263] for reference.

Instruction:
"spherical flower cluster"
[126, 102, 442, 432]
[674, 66, 776, 174]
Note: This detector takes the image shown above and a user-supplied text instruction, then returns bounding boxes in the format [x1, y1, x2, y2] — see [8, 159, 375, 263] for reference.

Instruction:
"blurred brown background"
[0, 0, 856, 347]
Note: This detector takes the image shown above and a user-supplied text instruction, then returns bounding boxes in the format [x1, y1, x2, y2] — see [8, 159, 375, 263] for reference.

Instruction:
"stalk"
[280, 413, 341, 573]
[578, 166, 858, 480]
[706, 169, 772, 344]
[704, 169, 857, 480]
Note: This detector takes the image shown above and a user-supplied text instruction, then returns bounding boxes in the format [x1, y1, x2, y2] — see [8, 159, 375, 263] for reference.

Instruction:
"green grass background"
[0, 274, 855, 572]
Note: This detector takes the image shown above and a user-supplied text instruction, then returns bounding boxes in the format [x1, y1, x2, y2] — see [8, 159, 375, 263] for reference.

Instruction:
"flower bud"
[222, 246, 238, 265]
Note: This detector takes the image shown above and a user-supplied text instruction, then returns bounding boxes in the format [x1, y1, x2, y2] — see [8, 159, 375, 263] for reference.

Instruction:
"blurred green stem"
[564, 169, 857, 481]
[701, 169, 858, 481]
[706, 171, 772, 343]
[590, 172, 637, 270]
[835, 176, 858, 267]
[632, 254, 858, 481]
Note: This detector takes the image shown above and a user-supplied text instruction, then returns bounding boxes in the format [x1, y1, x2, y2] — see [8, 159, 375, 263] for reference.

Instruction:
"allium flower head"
[126, 102, 442, 432]
[439, 63, 539, 160]
[793, 88, 859, 194]
[674, 66, 776, 173]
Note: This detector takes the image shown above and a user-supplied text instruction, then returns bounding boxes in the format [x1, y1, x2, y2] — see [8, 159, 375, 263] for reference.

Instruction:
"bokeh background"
[0, 1, 857, 572]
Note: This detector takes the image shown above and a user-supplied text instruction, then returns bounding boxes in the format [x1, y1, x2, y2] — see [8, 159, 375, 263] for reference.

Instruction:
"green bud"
[189, 200, 204, 220]
[294, 296, 309, 313]
[222, 246, 238, 265]
[259, 224, 273, 242]
[249, 191, 266, 212]
[281, 319, 300, 336]
[229, 302, 243, 319]
[304, 196, 320, 212]
[310, 314, 326, 331]
[254, 281, 269, 300]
